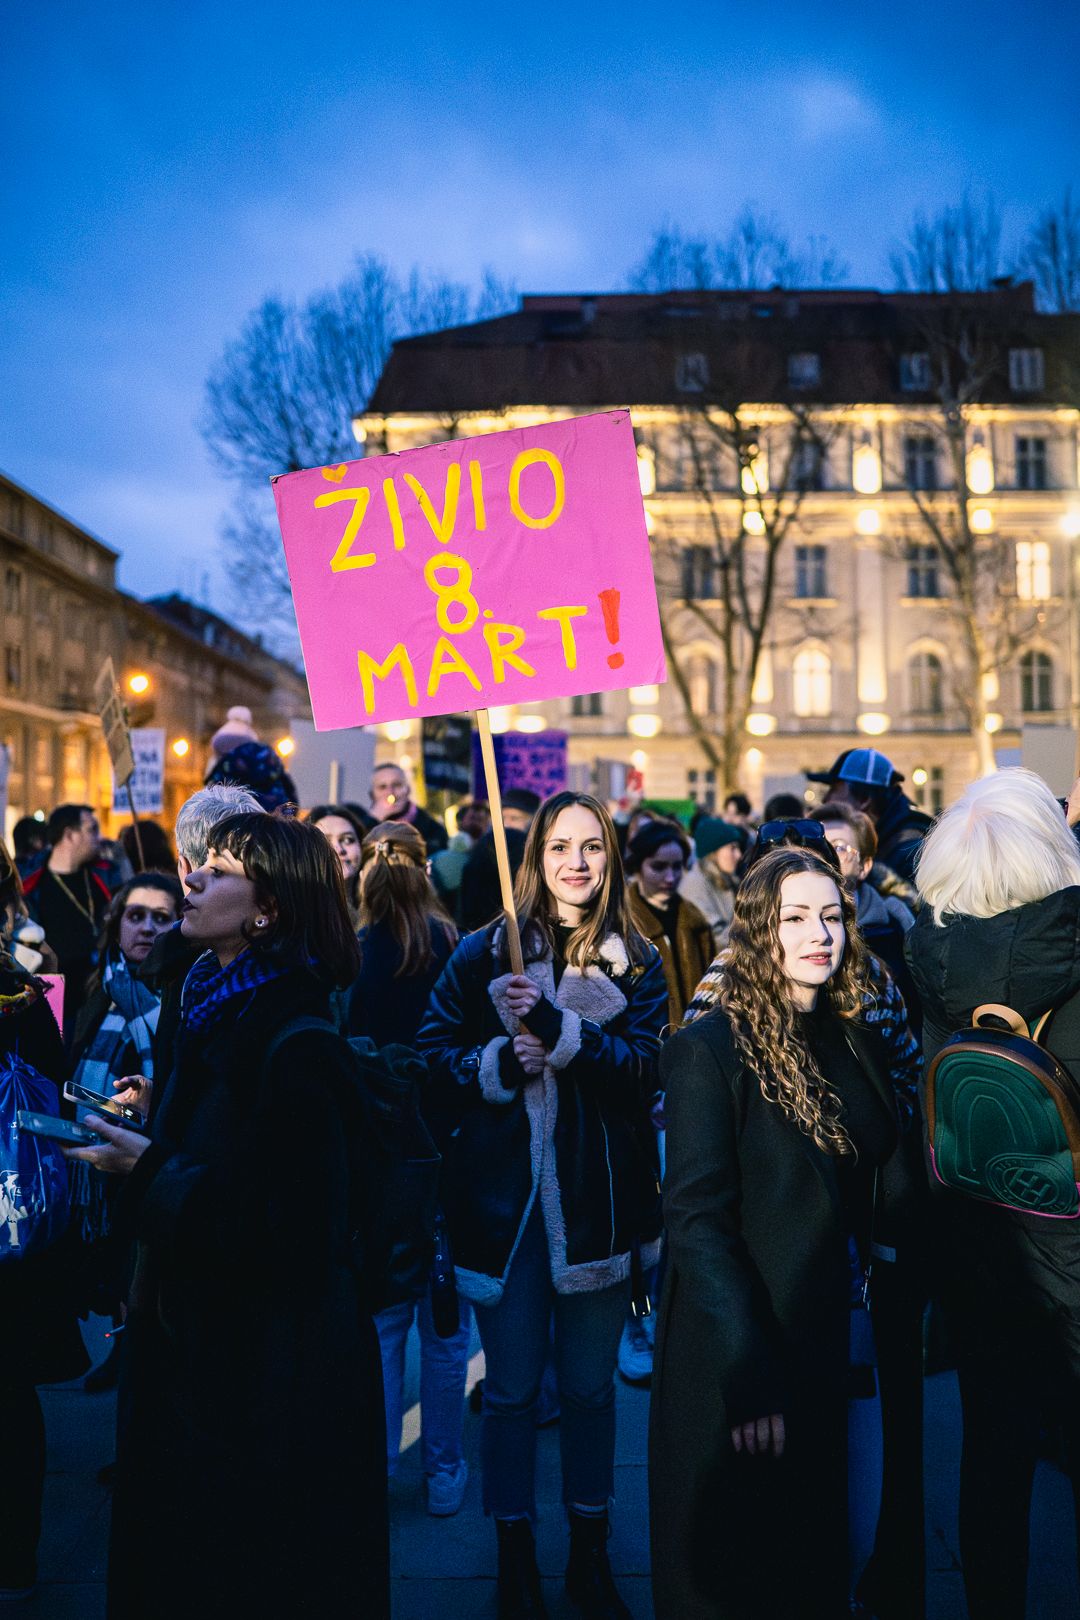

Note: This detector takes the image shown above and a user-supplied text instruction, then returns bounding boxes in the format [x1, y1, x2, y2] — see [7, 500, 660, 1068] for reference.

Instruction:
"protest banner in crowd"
[271, 411, 663, 731]
[272, 410, 664, 966]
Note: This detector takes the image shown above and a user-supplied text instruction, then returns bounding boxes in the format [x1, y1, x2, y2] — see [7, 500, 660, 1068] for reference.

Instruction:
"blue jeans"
[473, 1203, 630, 1519]
[375, 1291, 473, 1477]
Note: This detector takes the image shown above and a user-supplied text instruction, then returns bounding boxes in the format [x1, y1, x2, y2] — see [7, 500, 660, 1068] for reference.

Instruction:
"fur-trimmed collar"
[490, 922, 631, 979]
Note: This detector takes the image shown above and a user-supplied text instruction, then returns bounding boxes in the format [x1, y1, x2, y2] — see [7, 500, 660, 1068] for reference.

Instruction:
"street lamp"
[276, 736, 296, 759]
[127, 672, 151, 695]
[172, 738, 190, 758]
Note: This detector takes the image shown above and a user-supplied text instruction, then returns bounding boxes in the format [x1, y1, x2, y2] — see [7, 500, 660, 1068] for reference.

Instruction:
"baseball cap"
[806, 747, 904, 788]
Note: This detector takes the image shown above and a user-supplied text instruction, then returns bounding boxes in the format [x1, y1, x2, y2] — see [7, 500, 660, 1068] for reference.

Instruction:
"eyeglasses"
[828, 839, 861, 860]
[122, 906, 175, 928]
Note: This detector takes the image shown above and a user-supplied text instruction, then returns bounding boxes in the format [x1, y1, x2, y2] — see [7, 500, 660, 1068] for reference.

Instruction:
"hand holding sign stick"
[271, 410, 665, 954]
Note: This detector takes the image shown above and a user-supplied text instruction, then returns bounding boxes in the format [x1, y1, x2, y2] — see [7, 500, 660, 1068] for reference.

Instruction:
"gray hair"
[916, 767, 1080, 923]
[174, 783, 262, 868]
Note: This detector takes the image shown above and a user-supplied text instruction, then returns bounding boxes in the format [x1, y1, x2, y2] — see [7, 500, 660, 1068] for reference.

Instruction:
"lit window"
[792, 644, 832, 718]
[1009, 348, 1045, 393]
[1020, 650, 1053, 713]
[908, 652, 944, 715]
[1016, 540, 1051, 601]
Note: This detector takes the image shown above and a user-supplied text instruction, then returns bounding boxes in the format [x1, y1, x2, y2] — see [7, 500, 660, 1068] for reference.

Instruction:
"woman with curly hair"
[649, 847, 899, 1620]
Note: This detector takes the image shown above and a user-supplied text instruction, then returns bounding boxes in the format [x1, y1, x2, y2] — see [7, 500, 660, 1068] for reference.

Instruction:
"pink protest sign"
[271, 410, 665, 731]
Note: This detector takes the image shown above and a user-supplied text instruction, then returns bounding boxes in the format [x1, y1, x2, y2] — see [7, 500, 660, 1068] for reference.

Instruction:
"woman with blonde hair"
[906, 768, 1080, 1620]
[650, 847, 899, 1619]
[420, 791, 667, 1620]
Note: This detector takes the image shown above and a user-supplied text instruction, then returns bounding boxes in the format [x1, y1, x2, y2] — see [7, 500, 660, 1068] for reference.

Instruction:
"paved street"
[27, 1316, 1080, 1618]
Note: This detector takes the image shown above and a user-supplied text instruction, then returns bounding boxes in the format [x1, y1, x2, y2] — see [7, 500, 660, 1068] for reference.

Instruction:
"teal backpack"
[926, 1003, 1080, 1218]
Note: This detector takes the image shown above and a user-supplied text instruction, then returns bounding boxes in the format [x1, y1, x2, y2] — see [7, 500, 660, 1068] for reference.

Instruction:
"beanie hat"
[205, 741, 296, 812]
[211, 706, 259, 757]
[694, 818, 745, 859]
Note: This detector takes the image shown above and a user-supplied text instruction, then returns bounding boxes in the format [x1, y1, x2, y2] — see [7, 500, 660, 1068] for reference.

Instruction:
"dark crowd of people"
[2, 731, 1080, 1620]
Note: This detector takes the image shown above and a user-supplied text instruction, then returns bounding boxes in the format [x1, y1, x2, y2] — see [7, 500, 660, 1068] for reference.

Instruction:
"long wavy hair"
[358, 821, 457, 977]
[719, 846, 873, 1155]
[512, 791, 650, 970]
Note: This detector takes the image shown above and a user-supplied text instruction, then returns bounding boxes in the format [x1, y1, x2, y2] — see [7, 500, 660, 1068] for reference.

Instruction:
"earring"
[256, 918, 267, 929]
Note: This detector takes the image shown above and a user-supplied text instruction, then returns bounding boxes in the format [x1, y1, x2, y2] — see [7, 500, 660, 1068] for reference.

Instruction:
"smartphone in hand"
[17, 1111, 101, 1147]
[63, 1081, 145, 1128]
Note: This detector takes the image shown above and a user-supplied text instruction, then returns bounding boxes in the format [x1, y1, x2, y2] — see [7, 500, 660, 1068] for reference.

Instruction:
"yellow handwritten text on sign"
[271, 411, 666, 731]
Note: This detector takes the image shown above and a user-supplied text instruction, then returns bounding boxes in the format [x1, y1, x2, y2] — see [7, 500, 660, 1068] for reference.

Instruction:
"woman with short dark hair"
[64, 812, 387, 1620]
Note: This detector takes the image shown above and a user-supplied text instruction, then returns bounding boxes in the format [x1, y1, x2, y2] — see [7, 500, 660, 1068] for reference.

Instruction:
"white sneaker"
[426, 1459, 468, 1516]
[617, 1316, 653, 1384]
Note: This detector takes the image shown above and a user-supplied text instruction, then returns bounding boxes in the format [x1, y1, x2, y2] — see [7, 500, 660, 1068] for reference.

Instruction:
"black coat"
[417, 922, 666, 1304]
[108, 968, 388, 1620]
[0, 963, 88, 1386]
[136, 923, 201, 1119]
[649, 1008, 897, 1620]
[348, 916, 456, 1047]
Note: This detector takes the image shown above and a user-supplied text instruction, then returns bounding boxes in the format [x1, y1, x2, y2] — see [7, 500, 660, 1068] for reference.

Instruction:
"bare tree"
[202, 254, 516, 643]
[886, 206, 1060, 772]
[630, 207, 849, 292]
[1022, 188, 1080, 313]
[651, 402, 838, 793]
[888, 195, 1006, 294]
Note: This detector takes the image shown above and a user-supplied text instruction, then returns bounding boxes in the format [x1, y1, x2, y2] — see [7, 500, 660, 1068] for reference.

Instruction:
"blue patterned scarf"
[181, 946, 292, 1033]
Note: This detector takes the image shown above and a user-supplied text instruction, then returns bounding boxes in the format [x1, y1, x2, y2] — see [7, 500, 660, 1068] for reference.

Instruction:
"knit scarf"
[181, 945, 292, 1033]
[74, 952, 160, 1094]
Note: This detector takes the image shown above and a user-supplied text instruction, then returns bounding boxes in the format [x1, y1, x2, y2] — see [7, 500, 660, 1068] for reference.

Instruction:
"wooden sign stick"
[124, 782, 146, 871]
[475, 708, 524, 975]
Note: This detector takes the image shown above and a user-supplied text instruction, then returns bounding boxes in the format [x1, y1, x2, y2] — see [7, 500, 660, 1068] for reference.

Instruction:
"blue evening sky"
[2, 0, 1077, 626]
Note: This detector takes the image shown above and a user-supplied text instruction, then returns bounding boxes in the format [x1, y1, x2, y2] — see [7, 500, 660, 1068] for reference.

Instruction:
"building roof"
[366, 283, 1080, 416]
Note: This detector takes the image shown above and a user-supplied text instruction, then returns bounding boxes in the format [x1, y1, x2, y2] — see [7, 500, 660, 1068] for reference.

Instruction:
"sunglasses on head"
[748, 820, 841, 871]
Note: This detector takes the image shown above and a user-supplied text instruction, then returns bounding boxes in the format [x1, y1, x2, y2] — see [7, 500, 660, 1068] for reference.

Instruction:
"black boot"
[564, 1510, 631, 1620]
[495, 1518, 549, 1620]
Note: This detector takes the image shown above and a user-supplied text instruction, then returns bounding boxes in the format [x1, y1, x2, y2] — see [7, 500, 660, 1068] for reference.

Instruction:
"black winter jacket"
[108, 967, 388, 1619]
[906, 885, 1080, 1069]
[417, 922, 666, 1303]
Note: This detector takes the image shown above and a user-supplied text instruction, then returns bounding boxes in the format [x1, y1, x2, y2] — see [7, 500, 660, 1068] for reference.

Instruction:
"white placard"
[113, 728, 165, 815]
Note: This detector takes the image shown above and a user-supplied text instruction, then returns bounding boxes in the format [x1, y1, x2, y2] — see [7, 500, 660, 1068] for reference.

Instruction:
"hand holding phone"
[17, 1110, 101, 1147]
[63, 1081, 146, 1128]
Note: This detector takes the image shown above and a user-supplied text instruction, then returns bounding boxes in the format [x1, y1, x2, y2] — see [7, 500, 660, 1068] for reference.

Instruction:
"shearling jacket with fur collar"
[418, 920, 667, 1304]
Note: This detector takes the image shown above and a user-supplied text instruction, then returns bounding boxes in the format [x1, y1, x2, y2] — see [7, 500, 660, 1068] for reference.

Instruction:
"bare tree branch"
[1021, 188, 1080, 313]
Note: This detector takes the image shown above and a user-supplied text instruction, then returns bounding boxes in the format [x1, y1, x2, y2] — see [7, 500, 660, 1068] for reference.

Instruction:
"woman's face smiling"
[776, 870, 846, 1011]
[180, 847, 269, 966]
[542, 805, 608, 923]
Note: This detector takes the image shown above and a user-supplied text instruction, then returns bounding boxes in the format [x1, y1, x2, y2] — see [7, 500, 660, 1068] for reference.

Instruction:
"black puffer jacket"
[906, 885, 1080, 1070]
[417, 921, 666, 1304]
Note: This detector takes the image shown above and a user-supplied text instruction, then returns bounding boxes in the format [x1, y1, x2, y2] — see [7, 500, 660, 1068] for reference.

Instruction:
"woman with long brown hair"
[649, 846, 899, 1620]
[348, 822, 457, 1045]
[419, 791, 667, 1620]
[349, 821, 473, 1517]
